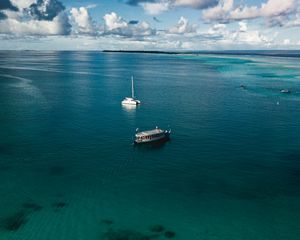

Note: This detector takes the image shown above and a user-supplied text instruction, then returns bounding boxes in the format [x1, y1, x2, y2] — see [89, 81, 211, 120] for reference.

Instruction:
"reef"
[52, 202, 68, 209]
[1, 211, 27, 231]
[149, 224, 165, 233]
[101, 224, 176, 240]
[102, 228, 159, 240]
[164, 231, 176, 238]
[22, 202, 43, 212]
[102, 219, 114, 225]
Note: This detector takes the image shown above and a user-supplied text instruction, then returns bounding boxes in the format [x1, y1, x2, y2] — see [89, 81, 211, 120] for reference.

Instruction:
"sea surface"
[0, 51, 300, 240]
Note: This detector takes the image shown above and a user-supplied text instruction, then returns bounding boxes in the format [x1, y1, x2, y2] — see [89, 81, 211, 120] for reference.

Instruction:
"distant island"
[103, 50, 180, 55]
[103, 50, 300, 58]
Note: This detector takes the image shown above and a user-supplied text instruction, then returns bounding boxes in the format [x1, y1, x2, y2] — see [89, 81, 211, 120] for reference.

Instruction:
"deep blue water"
[0, 51, 300, 240]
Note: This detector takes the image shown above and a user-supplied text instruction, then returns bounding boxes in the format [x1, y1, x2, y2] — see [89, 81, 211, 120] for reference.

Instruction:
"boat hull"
[122, 98, 141, 105]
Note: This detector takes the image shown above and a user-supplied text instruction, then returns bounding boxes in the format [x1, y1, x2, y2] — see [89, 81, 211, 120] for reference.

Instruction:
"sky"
[0, 0, 299, 50]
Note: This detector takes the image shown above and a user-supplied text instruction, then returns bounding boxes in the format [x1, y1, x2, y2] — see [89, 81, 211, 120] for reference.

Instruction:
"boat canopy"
[135, 128, 164, 137]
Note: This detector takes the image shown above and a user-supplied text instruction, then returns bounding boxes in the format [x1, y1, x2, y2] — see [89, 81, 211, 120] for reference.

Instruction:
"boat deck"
[135, 129, 164, 137]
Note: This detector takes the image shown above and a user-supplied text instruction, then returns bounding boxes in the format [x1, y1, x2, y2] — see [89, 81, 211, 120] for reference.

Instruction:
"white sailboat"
[122, 76, 141, 105]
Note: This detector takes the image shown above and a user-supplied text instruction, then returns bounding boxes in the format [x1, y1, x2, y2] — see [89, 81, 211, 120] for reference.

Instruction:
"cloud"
[202, 0, 233, 23]
[86, 4, 98, 9]
[0, 12, 71, 36]
[103, 12, 155, 37]
[10, 0, 35, 9]
[141, 1, 171, 15]
[285, 14, 300, 27]
[202, 0, 300, 27]
[126, 0, 220, 15]
[239, 21, 247, 32]
[0, 0, 18, 19]
[0, 0, 71, 36]
[283, 38, 290, 45]
[103, 12, 128, 31]
[70, 7, 95, 34]
[28, 0, 65, 21]
[174, 0, 219, 9]
[168, 16, 196, 34]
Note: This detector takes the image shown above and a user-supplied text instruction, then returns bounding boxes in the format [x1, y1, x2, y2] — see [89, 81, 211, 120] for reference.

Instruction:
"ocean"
[0, 51, 300, 240]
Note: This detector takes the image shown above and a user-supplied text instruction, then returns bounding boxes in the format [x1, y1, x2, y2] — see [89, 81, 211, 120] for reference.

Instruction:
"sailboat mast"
[131, 76, 134, 98]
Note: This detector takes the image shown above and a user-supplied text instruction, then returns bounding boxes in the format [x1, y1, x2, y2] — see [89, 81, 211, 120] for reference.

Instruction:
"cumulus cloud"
[103, 12, 155, 37]
[0, 13, 70, 36]
[232, 30, 271, 45]
[168, 16, 196, 34]
[10, 0, 35, 9]
[207, 23, 227, 35]
[103, 12, 128, 31]
[285, 14, 300, 27]
[283, 38, 291, 45]
[202, 0, 233, 23]
[126, 0, 220, 15]
[239, 21, 247, 32]
[141, 1, 171, 15]
[0, 0, 71, 36]
[28, 0, 65, 21]
[0, 0, 18, 20]
[174, 0, 218, 9]
[203, 0, 300, 27]
[70, 7, 95, 34]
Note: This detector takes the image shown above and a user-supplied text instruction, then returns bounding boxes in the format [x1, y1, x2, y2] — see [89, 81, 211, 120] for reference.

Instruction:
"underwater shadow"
[134, 138, 171, 151]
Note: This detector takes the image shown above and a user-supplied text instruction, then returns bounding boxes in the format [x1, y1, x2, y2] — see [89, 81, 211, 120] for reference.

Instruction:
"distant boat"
[122, 76, 141, 105]
[280, 89, 291, 94]
[134, 127, 171, 144]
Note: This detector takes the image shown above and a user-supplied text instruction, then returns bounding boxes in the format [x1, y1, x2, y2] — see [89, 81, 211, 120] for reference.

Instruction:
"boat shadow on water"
[133, 137, 171, 150]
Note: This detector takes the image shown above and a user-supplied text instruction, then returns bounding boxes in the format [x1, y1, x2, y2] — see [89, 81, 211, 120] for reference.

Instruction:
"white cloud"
[285, 13, 300, 27]
[260, 0, 296, 17]
[168, 16, 196, 34]
[174, 0, 218, 9]
[202, 0, 233, 22]
[207, 23, 226, 36]
[10, 0, 35, 9]
[139, 0, 220, 15]
[103, 12, 128, 31]
[233, 30, 271, 45]
[0, 12, 70, 36]
[141, 2, 171, 15]
[70, 7, 95, 34]
[239, 21, 247, 32]
[202, 0, 299, 26]
[103, 12, 155, 37]
[283, 38, 291, 45]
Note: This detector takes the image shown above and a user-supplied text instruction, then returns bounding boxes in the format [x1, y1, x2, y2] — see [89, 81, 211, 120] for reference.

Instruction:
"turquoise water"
[0, 51, 300, 240]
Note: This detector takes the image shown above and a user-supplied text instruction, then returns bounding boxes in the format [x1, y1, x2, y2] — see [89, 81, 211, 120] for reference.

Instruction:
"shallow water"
[0, 51, 300, 240]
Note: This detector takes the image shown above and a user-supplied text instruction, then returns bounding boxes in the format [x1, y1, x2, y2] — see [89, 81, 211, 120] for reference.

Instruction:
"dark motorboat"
[134, 127, 171, 144]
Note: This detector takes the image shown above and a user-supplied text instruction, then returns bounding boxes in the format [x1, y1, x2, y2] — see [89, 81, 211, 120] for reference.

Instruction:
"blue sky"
[0, 0, 299, 50]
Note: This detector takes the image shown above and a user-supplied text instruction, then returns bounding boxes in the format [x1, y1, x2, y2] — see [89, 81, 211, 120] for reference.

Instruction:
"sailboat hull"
[122, 98, 140, 105]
